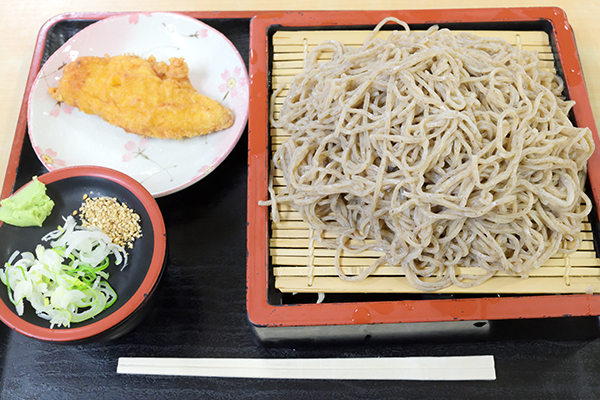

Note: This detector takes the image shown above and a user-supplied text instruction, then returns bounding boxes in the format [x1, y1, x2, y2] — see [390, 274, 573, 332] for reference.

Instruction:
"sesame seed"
[77, 195, 142, 249]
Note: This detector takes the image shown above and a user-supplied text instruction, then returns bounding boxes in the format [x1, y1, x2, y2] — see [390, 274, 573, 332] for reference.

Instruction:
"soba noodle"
[265, 18, 595, 291]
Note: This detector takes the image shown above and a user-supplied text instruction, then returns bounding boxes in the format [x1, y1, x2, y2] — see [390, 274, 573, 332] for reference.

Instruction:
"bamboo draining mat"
[269, 28, 600, 295]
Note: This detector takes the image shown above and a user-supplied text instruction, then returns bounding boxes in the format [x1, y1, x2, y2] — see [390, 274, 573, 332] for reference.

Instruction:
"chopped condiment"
[0, 177, 54, 227]
[1, 216, 124, 328]
[78, 196, 142, 249]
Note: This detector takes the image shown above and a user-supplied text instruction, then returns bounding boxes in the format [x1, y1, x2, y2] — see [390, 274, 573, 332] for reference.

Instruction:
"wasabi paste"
[0, 177, 54, 227]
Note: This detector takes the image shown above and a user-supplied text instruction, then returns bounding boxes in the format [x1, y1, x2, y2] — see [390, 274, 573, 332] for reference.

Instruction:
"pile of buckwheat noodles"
[265, 17, 595, 291]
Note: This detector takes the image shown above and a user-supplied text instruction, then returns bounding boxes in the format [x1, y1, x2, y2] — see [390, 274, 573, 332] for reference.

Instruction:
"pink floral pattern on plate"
[122, 138, 150, 162]
[219, 66, 248, 100]
[50, 104, 74, 117]
[189, 29, 209, 39]
[122, 138, 175, 182]
[193, 165, 213, 180]
[34, 146, 66, 170]
[128, 13, 153, 24]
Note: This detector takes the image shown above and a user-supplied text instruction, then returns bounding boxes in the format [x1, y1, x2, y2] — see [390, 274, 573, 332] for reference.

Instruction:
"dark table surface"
[2, 15, 600, 400]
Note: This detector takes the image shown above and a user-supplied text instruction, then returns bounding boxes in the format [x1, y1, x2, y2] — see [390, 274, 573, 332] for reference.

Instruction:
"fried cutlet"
[48, 55, 234, 139]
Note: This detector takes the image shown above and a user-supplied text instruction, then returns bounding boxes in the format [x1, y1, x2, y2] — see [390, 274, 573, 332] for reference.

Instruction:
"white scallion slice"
[1, 216, 126, 328]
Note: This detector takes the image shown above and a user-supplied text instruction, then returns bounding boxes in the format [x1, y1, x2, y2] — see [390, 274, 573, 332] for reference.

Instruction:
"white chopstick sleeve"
[117, 355, 496, 381]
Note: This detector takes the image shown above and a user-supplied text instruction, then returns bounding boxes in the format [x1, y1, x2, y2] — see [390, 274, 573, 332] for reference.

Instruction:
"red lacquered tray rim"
[246, 7, 600, 328]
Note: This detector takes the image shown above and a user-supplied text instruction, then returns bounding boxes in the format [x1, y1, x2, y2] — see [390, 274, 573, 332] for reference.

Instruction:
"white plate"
[28, 12, 249, 197]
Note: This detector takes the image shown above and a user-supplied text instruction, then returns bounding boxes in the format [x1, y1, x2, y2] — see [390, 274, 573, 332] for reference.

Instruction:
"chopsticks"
[117, 355, 496, 381]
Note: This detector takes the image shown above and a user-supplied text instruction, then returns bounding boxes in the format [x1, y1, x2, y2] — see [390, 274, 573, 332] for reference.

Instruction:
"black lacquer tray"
[1, 11, 600, 399]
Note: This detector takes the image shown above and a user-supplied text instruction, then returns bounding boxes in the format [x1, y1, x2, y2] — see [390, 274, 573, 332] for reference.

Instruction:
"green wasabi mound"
[0, 177, 55, 227]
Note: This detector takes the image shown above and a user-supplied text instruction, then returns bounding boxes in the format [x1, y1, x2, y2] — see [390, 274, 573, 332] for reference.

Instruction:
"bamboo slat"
[271, 29, 550, 47]
[267, 27, 600, 295]
[274, 276, 600, 294]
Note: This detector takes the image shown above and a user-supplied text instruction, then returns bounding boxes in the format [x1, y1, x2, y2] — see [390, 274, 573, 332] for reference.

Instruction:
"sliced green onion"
[1, 216, 124, 328]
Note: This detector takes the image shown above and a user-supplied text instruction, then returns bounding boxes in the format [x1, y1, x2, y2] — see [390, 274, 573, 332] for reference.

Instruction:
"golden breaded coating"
[49, 55, 234, 139]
